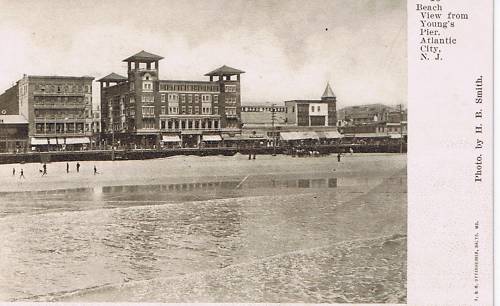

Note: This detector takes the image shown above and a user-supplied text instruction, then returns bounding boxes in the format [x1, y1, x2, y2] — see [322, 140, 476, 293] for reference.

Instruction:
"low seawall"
[0, 144, 406, 165]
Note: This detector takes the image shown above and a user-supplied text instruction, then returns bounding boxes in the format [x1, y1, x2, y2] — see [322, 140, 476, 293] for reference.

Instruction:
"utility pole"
[271, 103, 276, 156]
[111, 119, 115, 161]
[399, 104, 404, 154]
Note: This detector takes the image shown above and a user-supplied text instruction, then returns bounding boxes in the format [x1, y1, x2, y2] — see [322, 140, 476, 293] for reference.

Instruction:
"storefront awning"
[66, 137, 90, 144]
[48, 138, 58, 145]
[31, 138, 49, 145]
[389, 134, 402, 139]
[316, 130, 342, 139]
[354, 133, 390, 138]
[162, 135, 181, 142]
[202, 135, 222, 142]
[280, 131, 319, 141]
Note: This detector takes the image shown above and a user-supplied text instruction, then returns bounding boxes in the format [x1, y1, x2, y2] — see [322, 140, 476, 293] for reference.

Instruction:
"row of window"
[241, 106, 286, 112]
[142, 106, 221, 116]
[160, 119, 220, 130]
[34, 96, 89, 104]
[159, 83, 219, 92]
[36, 84, 91, 94]
[164, 94, 218, 104]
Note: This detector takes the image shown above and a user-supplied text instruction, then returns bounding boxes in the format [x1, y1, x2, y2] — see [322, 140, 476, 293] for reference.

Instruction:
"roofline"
[159, 79, 217, 84]
[26, 75, 94, 80]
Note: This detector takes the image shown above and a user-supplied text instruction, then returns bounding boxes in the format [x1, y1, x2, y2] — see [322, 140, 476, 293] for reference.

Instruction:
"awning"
[202, 135, 222, 142]
[389, 134, 402, 139]
[31, 138, 49, 145]
[162, 135, 181, 142]
[65, 137, 90, 144]
[355, 133, 390, 138]
[280, 131, 319, 141]
[317, 130, 342, 139]
[48, 138, 58, 145]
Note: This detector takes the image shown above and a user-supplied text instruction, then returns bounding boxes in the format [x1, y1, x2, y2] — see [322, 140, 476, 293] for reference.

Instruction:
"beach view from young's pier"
[0, 0, 407, 303]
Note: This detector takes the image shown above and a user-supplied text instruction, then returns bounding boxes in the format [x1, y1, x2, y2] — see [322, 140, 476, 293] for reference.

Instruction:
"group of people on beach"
[12, 162, 99, 179]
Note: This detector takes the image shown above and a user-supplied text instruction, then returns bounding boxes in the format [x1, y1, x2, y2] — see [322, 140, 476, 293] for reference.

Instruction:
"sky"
[0, 0, 406, 108]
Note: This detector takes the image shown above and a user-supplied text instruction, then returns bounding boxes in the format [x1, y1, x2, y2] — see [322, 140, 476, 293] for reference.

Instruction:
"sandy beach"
[0, 153, 405, 193]
[0, 153, 407, 303]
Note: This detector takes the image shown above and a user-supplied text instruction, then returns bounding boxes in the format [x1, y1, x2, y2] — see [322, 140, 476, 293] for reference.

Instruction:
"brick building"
[0, 75, 95, 150]
[98, 51, 244, 148]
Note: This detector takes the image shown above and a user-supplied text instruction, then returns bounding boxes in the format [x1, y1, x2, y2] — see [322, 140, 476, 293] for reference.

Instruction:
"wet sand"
[0, 153, 407, 303]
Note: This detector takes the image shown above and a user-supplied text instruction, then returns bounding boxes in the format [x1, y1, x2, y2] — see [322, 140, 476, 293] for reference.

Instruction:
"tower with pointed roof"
[321, 82, 337, 126]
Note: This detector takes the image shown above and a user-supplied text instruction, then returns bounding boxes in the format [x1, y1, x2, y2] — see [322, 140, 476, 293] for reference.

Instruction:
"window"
[129, 96, 135, 104]
[161, 106, 166, 115]
[181, 106, 186, 114]
[225, 97, 236, 105]
[187, 95, 192, 103]
[214, 107, 218, 114]
[202, 94, 211, 102]
[225, 85, 237, 92]
[180, 94, 186, 102]
[143, 82, 153, 91]
[311, 106, 315, 112]
[130, 83, 135, 91]
[141, 95, 154, 103]
[159, 84, 167, 91]
[161, 94, 166, 103]
[213, 95, 218, 104]
[168, 94, 178, 103]
[142, 106, 155, 117]
[317, 106, 320, 112]
[194, 95, 199, 103]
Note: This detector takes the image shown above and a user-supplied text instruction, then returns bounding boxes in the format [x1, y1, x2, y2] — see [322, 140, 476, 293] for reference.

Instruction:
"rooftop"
[123, 50, 164, 62]
[26, 75, 94, 80]
[0, 115, 28, 124]
[97, 72, 128, 82]
[205, 65, 245, 76]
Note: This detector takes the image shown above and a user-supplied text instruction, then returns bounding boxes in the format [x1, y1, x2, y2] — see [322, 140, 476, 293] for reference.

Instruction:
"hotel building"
[0, 75, 95, 150]
[98, 51, 244, 148]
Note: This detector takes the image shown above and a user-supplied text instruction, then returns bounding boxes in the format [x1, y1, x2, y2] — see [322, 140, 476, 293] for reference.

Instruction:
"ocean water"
[0, 164, 407, 303]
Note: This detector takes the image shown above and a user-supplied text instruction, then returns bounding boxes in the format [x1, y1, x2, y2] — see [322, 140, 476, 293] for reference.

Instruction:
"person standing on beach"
[42, 163, 47, 176]
[12, 168, 15, 176]
[337, 152, 342, 162]
[76, 162, 80, 173]
[66, 162, 69, 173]
[19, 169, 25, 179]
[94, 165, 98, 175]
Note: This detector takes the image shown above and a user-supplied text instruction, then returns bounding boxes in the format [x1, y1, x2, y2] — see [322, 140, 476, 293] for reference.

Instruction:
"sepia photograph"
[0, 0, 407, 304]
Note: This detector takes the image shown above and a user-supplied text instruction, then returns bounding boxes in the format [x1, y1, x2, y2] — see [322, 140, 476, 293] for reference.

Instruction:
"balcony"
[33, 131, 92, 137]
[35, 118, 87, 123]
[33, 91, 85, 97]
[34, 103, 86, 109]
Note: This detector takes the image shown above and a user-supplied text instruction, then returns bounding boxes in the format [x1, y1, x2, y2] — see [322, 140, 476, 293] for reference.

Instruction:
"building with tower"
[284, 82, 337, 127]
[98, 50, 244, 148]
